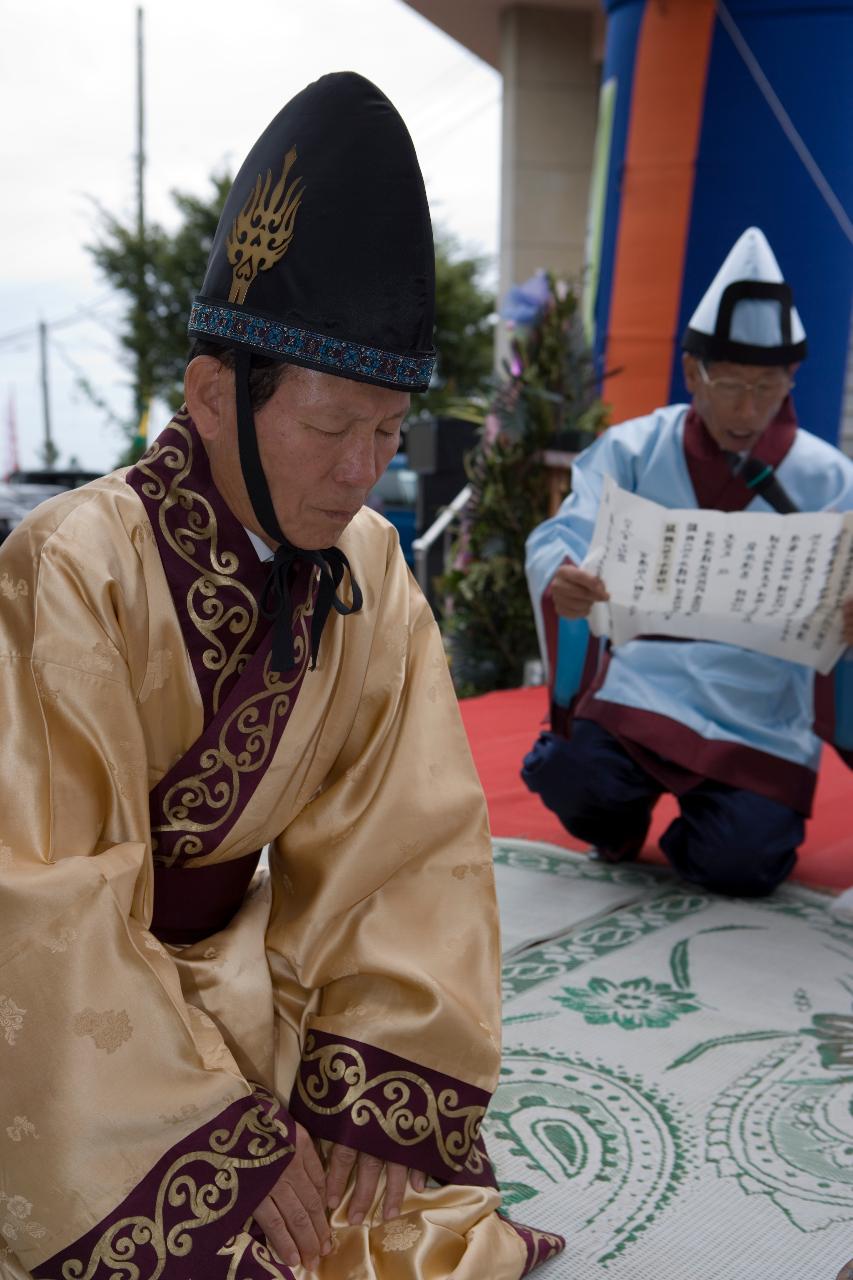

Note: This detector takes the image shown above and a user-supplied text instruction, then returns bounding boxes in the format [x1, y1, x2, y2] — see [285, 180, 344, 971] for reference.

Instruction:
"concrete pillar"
[498, 5, 601, 314]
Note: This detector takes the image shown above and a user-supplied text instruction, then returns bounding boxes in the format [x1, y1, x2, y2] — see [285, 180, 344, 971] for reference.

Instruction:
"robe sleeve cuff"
[499, 1213, 567, 1275]
[290, 1029, 498, 1187]
[31, 1086, 294, 1280]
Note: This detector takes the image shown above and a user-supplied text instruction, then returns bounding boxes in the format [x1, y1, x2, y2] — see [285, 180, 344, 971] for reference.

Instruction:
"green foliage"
[413, 230, 495, 418]
[88, 172, 231, 438]
[88, 183, 494, 462]
[440, 271, 609, 696]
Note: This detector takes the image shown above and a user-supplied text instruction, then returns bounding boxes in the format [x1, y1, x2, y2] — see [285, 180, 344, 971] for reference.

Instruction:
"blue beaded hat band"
[189, 300, 436, 391]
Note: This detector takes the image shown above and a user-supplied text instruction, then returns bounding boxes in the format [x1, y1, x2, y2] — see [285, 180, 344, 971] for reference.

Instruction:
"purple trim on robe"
[500, 1215, 566, 1275]
[576, 700, 817, 816]
[32, 1087, 295, 1280]
[814, 668, 836, 746]
[814, 668, 853, 770]
[127, 412, 270, 721]
[542, 584, 560, 695]
[291, 1029, 498, 1188]
[683, 398, 798, 512]
[127, 412, 319, 868]
[216, 1222, 296, 1279]
[146, 568, 314, 867]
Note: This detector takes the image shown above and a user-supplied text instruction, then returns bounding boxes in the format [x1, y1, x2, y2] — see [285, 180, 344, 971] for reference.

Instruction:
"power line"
[52, 294, 120, 333]
[417, 93, 501, 152]
[406, 65, 496, 138]
[0, 293, 118, 350]
[49, 333, 125, 429]
[407, 54, 495, 120]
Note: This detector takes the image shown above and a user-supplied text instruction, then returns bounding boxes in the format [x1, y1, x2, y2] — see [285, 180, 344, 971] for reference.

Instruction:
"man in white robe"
[524, 227, 853, 896]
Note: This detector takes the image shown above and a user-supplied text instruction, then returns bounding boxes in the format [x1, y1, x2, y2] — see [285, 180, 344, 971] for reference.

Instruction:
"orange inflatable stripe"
[604, 0, 716, 423]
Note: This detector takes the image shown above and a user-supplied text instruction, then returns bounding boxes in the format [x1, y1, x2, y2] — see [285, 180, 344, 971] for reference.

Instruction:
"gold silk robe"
[0, 414, 563, 1279]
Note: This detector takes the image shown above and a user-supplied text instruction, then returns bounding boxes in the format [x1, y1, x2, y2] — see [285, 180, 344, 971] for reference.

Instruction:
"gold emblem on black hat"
[226, 147, 305, 304]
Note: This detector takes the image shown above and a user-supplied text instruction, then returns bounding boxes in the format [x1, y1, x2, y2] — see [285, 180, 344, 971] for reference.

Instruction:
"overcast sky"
[0, 0, 501, 472]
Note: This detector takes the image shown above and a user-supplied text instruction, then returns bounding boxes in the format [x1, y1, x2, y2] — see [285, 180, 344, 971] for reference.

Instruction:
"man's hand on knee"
[550, 564, 609, 620]
[254, 1121, 331, 1270]
[325, 1142, 427, 1224]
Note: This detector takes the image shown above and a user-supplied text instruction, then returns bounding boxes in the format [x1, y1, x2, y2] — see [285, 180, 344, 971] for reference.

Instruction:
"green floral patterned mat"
[488, 840, 853, 1280]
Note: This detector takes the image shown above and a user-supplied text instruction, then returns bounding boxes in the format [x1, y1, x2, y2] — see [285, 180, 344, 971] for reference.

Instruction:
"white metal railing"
[411, 483, 472, 595]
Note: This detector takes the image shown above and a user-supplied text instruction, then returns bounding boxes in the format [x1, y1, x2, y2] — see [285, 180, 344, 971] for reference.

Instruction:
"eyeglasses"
[698, 361, 793, 405]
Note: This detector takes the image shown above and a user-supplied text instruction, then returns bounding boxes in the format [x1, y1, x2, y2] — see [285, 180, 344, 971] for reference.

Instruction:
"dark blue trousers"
[521, 719, 803, 897]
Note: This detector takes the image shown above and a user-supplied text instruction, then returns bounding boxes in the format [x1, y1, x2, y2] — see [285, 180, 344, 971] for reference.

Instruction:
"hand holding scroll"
[550, 564, 609, 620]
[584, 477, 853, 673]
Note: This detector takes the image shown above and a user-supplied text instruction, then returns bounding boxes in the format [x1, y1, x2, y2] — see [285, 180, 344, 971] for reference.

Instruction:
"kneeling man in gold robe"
[0, 73, 563, 1279]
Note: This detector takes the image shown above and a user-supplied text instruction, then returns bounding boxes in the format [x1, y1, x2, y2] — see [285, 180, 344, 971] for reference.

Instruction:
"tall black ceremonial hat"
[188, 71, 436, 391]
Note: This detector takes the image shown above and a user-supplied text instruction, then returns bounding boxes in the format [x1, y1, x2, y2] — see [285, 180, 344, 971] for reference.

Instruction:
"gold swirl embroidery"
[152, 599, 313, 865]
[0, 574, 28, 600]
[134, 419, 259, 712]
[51, 1091, 293, 1280]
[381, 1220, 423, 1252]
[226, 148, 305, 306]
[72, 1008, 133, 1054]
[88, 643, 117, 676]
[296, 1038, 487, 1176]
[5, 1116, 38, 1142]
[519, 1226, 565, 1264]
[0, 1192, 47, 1246]
[42, 927, 78, 954]
[0, 996, 26, 1046]
[218, 1229, 287, 1279]
[140, 649, 173, 701]
[158, 1103, 200, 1126]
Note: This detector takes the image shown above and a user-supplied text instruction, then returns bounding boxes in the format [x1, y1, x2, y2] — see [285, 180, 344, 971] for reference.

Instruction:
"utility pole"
[38, 320, 57, 470]
[134, 5, 148, 428]
[136, 6, 145, 250]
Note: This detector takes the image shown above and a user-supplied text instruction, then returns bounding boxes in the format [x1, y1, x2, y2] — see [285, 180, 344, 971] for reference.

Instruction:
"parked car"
[0, 470, 102, 545]
[8, 468, 102, 489]
[0, 483, 27, 544]
[367, 453, 418, 566]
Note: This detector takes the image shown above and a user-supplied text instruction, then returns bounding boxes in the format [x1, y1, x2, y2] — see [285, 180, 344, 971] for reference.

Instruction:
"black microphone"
[729, 453, 799, 515]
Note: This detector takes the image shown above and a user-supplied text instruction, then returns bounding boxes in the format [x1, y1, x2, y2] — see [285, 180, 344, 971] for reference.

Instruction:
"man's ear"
[185, 356, 230, 441]
[682, 352, 700, 394]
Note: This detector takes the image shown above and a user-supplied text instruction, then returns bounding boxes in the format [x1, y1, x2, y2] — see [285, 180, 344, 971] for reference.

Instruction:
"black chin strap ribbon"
[261, 540, 363, 675]
[233, 348, 363, 674]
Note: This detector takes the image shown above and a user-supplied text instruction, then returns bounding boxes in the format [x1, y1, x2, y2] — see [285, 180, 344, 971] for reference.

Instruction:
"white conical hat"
[682, 227, 806, 365]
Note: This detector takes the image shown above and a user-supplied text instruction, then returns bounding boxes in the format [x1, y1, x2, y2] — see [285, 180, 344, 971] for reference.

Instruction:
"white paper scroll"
[586, 476, 853, 674]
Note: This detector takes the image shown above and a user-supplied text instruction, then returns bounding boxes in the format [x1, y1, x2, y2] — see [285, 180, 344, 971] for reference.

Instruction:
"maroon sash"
[127, 412, 318, 935]
[683, 396, 798, 512]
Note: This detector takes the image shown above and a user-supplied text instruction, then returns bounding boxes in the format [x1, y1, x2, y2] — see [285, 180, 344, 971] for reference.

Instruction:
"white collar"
[243, 527, 275, 562]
